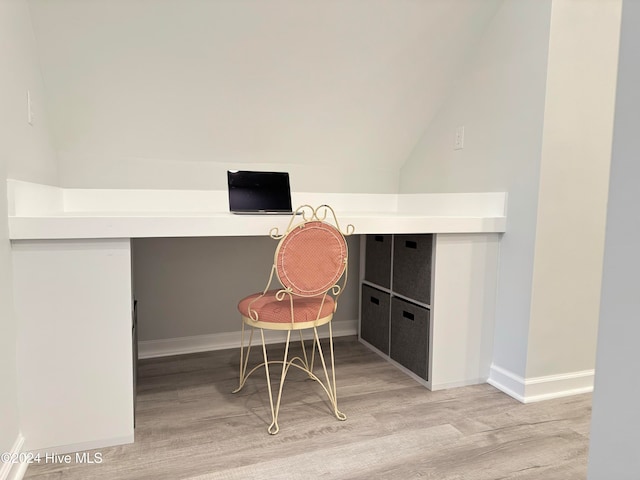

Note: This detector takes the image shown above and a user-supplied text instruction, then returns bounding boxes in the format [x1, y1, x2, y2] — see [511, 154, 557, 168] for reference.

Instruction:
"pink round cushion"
[238, 290, 335, 323]
[275, 221, 347, 296]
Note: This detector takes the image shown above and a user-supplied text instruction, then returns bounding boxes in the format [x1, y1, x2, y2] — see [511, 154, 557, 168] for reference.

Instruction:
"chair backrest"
[275, 219, 348, 297]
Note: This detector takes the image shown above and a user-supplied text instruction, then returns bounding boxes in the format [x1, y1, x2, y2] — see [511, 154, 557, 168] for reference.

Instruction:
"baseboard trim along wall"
[0, 434, 28, 480]
[488, 364, 594, 403]
[138, 319, 358, 359]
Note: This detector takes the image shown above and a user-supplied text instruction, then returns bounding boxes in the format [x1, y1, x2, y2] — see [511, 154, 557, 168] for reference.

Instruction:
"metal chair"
[233, 204, 354, 434]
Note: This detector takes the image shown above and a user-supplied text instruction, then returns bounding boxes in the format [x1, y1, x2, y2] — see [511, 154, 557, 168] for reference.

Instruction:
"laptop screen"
[227, 170, 293, 214]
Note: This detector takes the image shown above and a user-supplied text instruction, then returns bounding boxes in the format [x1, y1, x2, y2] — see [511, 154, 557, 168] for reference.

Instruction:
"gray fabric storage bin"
[390, 297, 429, 380]
[392, 234, 432, 304]
[364, 234, 392, 288]
[360, 284, 390, 354]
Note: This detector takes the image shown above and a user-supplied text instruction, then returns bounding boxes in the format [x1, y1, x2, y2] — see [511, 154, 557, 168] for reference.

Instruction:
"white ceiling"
[28, 0, 502, 171]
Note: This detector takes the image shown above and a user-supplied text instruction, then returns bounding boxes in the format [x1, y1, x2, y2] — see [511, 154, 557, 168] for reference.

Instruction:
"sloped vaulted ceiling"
[28, 0, 502, 174]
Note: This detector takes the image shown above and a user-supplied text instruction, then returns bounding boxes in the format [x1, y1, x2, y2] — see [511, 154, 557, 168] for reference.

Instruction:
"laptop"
[227, 170, 293, 214]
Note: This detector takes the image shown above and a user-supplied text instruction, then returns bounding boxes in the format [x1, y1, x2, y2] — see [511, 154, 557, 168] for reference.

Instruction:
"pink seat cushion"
[276, 221, 347, 296]
[238, 290, 335, 324]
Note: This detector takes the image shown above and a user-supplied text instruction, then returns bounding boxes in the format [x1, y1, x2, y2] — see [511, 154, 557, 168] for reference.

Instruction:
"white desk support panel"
[7, 180, 507, 454]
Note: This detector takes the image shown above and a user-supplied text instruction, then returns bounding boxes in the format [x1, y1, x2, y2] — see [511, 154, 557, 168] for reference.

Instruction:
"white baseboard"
[488, 363, 594, 403]
[487, 364, 527, 402]
[0, 434, 28, 480]
[138, 319, 358, 359]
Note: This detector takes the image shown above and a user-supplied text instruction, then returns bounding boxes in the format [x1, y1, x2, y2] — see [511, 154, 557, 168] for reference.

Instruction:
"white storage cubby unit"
[359, 232, 500, 391]
[361, 234, 433, 382]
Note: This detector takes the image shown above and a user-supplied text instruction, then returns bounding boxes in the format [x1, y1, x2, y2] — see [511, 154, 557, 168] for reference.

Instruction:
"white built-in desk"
[7, 180, 506, 454]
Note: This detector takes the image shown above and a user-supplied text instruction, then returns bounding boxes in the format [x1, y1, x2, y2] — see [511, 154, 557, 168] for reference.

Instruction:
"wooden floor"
[24, 336, 592, 479]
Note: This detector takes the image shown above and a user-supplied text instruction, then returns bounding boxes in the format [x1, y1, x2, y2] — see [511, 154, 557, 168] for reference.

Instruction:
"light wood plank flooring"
[24, 336, 592, 479]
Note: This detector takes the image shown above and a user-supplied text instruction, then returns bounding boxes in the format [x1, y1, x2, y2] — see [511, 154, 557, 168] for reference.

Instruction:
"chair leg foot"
[231, 383, 244, 394]
[267, 423, 280, 435]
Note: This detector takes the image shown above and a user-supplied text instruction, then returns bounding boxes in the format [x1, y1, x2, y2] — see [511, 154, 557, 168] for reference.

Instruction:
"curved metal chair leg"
[298, 331, 311, 372]
[233, 322, 254, 394]
[327, 322, 346, 421]
[267, 330, 292, 435]
[314, 325, 346, 421]
[259, 329, 280, 435]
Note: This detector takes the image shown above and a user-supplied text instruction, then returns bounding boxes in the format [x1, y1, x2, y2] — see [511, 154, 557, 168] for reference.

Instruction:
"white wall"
[588, 1, 640, 477]
[399, 0, 622, 397]
[399, 0, 553, 378]
[27, 0, 501, 192]
[1, 1, 57, 184]
[0, 134, 20, 470]
[133, 235, 360, 341]
[0, 0, 58, 459]
[58, 157, 399, 193]
[527, 0, 621, 379]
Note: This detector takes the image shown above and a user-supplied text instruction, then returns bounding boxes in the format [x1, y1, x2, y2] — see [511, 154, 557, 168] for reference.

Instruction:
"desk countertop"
[7, 181, 507, 240]
[8, 211, 506, 239]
